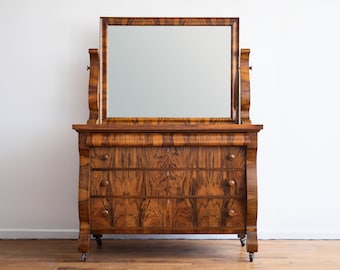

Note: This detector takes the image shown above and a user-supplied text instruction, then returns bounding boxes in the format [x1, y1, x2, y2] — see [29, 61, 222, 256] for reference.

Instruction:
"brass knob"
[227, 154, 235, 160]
[101, 154, 109, 160]
[228, 209, 236, 217]
[101, 180, 109, 187]
[228, 179, 236, 187]
[102, 209, 109, 216]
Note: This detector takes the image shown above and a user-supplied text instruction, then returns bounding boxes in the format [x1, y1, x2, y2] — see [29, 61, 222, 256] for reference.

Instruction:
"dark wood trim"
[73, 123, 263, 133]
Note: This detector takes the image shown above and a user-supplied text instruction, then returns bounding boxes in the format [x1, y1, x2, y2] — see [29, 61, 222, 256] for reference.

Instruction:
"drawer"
[90, 198, 194, 229]
[91, 170, 244, 197]
[90, 146, 245, 169]
[90, 198, 245, 230]
[90, 147, 198, 169]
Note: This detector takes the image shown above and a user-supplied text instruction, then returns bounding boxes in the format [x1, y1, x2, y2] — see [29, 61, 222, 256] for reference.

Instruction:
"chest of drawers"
[73, 124, 262, 261]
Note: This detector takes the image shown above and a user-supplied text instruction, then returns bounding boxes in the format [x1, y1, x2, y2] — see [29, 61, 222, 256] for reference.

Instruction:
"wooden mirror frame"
[96, 17, 240, 124]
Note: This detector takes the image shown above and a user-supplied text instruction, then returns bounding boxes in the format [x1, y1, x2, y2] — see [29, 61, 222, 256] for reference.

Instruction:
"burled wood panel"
[195, 170, 245, 198]
[90, 171, 145, 196]
[90, 146, 245, 169]
[90, 198, 245, 231]
[90, 170, 245, 198]
[90, 198, 142, 229]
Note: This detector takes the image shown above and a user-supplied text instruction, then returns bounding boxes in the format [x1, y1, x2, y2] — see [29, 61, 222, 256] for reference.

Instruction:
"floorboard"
[0, 239, 339, 269]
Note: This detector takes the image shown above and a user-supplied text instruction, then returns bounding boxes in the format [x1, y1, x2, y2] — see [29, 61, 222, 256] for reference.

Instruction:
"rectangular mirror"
[100, 17, 239, 123]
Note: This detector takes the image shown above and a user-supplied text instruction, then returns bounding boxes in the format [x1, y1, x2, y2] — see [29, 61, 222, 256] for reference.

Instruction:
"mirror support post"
[240, 48, 252, 124]
[87, 49, 100, 124]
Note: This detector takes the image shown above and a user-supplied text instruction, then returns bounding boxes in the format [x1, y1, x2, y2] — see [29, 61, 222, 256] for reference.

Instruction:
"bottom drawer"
[90, 197, 245, 231]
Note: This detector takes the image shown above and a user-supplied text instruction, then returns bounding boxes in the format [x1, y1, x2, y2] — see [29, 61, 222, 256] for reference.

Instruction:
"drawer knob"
[228, 179, 236, 187]
[228, 209, 236, 217]
[227, 154, 235, 160]
[101, 180, 109, 187]
[101, 154, 109, 160]
[102, 209, 109, 216]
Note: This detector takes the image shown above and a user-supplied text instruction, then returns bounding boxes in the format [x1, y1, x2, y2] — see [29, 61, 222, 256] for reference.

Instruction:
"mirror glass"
[107, 26, 230, 118]
[101, 18, 239, 122]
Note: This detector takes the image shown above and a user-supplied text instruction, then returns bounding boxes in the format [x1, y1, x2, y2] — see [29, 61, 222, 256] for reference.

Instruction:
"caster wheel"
[96, 238, 103, 247]
[240, 237, 246, 247]
[249, 252, 254, 262]
[93, 234, 103, 247]
[81, 252, 87, 262]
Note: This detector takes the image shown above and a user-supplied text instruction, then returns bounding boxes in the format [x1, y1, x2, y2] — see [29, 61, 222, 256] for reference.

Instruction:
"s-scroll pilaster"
[77, 133, 90, 253]
[245, 132, 259, 253]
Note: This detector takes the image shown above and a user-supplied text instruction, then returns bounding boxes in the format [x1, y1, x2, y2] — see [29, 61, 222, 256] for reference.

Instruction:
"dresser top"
[73, 123, 263, 133]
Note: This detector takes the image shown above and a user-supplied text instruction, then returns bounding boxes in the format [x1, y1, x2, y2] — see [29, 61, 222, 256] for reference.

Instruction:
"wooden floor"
[0, 239, 339, 269]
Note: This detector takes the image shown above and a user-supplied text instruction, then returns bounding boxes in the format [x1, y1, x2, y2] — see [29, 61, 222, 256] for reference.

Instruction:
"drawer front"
[90, 146, 245, 169]
[90, 198, 245, 230]
[90, 147, 198, 169]
[90, 170, 244, 198]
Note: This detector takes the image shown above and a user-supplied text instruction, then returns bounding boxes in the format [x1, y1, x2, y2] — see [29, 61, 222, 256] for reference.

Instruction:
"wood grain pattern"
[240, 49, 251, 124]
[77, 134, 90, 253]
[245, 132, 259, 253]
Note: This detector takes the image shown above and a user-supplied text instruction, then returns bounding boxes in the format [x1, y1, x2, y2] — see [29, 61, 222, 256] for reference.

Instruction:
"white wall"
[1, 0, 340, 239]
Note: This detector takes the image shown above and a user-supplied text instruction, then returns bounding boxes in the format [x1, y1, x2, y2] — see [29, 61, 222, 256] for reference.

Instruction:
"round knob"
[101, 154, 109, 160]
[100, 180, 109, 187]
[228, 179, 236, 187]
[228, 209, 236, 217]
[227, 154, 235, 160]
[102, 209, 109, 216]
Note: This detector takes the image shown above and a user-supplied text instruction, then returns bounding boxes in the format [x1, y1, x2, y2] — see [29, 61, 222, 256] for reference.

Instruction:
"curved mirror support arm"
[87, 49, 100, 124]
[240, 48, 251, 124]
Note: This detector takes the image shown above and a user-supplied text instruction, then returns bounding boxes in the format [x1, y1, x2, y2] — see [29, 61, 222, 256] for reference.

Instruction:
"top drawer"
[90, 147, 245, 169]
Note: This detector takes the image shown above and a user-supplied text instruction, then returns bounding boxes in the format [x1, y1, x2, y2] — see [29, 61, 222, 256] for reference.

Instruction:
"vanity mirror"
[100, 17, 239, 123]
[73, 17, 262, 262]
